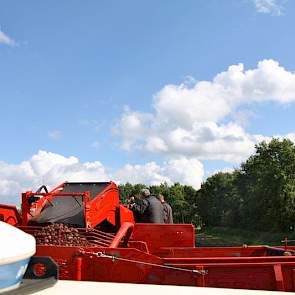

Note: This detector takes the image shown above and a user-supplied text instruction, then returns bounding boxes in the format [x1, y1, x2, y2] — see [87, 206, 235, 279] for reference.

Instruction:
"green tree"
[237, 138, 295, 231]
[183, 185, 201, 225]
[168, 183, 187, 223]
[197, 172, 239, 227]
[118, 183, 146, 203]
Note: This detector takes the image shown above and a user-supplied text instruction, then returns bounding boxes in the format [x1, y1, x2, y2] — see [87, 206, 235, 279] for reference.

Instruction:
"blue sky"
[1, 0, 295, 203]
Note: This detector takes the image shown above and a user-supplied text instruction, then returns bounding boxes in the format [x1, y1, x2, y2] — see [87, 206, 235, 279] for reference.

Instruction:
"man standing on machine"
[129, 189, 164, 223]
[157, 194, 173, 224]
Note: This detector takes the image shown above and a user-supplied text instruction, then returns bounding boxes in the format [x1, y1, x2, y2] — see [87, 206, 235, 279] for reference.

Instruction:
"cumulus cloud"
[113, 109, 153, 151]
[0, 151, 109, 205]
[252, 0, 285, 15]
[0, 151, 204, 205]
[0, 28, 16, 46]
[253, 132, 295, 144]
[116, 60, 295, 163]
[114, 158, 204, 189]
[207, 167, 235, 178]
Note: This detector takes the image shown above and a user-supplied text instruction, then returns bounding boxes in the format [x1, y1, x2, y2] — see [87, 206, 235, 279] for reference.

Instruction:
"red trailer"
[1, 181, 295, 292]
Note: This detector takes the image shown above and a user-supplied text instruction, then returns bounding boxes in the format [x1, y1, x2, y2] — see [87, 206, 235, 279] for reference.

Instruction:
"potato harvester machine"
[1, 181, 295, 292]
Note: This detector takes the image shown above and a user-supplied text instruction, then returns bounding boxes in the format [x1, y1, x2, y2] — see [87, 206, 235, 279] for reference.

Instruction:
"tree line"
[119, 138, 295, 232]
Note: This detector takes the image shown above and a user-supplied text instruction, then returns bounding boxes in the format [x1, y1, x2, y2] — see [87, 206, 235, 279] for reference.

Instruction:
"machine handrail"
[109, 222, 134, 248]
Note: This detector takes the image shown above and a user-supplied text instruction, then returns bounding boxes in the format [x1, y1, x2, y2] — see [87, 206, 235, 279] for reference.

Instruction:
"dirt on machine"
[1, 181, 295, 292]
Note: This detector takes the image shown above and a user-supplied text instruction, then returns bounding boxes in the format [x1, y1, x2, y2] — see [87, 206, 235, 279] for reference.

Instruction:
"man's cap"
[140, 188, 150, 197]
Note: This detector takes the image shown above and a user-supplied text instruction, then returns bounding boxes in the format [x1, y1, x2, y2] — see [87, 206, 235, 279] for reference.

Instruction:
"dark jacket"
[130, 195, 164, 223]
[162, 202, 173, 224]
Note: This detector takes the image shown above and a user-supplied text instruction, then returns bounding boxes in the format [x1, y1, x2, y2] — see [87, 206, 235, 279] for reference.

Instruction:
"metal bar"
[21, 193, 28, 225]
[273, 264, 285, 291]
[25, 192, 88, 197]
[165, 261, 295, 267]
[80, 230, 115, 239]
[80, 251, 207, 275]
[195, 266, 206, 286]
[109, 222, 134, 248]
[49, 182, 66, 193]
[86, 236, 114, 243]
[163, 256, 295, 262]
[76, 257, 82, 281]
[89, 240, 111, 247]
[91, 230, 115, 238]
[83, 231, 115, 240]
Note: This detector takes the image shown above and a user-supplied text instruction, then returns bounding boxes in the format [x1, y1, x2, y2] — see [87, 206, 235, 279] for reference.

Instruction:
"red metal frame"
[21, 191, 91, 227]
[131, 223, 195, 254]
[19, 182, 134, 229]
[110, 222, 134, 248]
[32, 242, 295, 291]
[0, 204, 21, 225]
[2, 181, 295, 292]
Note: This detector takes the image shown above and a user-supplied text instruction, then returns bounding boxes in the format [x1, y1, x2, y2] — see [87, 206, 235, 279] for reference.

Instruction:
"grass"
[196, 226, 295, 246]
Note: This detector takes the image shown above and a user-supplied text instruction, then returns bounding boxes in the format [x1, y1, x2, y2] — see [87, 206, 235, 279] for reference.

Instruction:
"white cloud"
[116, 60, 295, 163]
[114, 157, 204, 189]
[231, 110, 255, 128]
[0, 151, 204, 205]
[0, 28, 16, 46]
[253, 132, 295, 144]
[48, 130, 62, 140]
[0, 151, 109, 204]
[207, 167, 235, 178]
[113, 110, 153, 151]
[164, 122, 256, 162]
[252, 0, 285, 15]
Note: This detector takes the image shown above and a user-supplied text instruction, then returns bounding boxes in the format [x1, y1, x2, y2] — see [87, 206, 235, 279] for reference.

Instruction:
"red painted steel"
[21, 191, 92, 227]
[85, 183, 118, 228]
[75, 257, 82, 281]
[109, 222, 134, 248]
[0, 204, 21, 225]
[131, 223, 195, 254]
[19, 182, 134, 229]
[2, 181, 295, 292]
[119, 205, 135, 225]
[32, 243, 295, 291]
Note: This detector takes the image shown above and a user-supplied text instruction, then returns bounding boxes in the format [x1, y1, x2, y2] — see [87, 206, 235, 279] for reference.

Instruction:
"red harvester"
[1, 181, 295, 292]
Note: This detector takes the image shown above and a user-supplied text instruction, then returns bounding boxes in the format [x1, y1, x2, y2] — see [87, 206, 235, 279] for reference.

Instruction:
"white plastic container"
[0, 221, 36, 293]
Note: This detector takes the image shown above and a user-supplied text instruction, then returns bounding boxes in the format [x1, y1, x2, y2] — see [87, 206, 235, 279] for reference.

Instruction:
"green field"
[196, 227, 295, 247]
